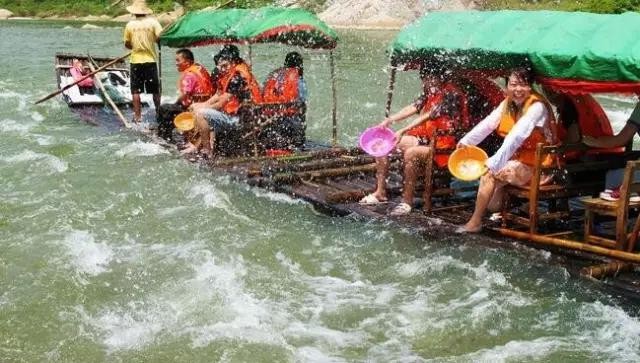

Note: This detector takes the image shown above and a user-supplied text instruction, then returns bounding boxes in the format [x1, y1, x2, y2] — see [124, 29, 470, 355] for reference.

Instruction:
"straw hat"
[174, 112, 195, 132]
[126, 0, 153, 15]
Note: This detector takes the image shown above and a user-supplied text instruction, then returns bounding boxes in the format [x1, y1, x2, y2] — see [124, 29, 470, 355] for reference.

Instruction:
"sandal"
[389, 202, 412, 216]
[359, 193, 386, 205]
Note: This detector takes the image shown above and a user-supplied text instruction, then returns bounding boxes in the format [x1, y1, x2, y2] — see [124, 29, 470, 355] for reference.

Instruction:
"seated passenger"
[156, 48, 214, 140]
[174, 114, 214, 158]
[456, 67, 557, 233]
[583, 102, 640, 200]
[544, 89, 581, 145]
[359, 62, 469, 215]
[261, 51, 307, 149]
[70, 59, 95, 89]
[190, 45, 262, 155]
[263, 51, 307, 104]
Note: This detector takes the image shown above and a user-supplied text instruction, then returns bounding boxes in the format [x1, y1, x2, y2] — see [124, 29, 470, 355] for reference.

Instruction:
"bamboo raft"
[197, 146, 640, 302]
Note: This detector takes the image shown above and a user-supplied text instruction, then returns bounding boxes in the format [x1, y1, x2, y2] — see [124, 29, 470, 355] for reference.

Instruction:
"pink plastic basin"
[359, 127, 395, 157]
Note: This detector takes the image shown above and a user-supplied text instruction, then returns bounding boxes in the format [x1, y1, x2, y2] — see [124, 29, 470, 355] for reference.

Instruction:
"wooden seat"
[582, 160, 640, 250]
[501, 142, 605, 234]
[236, 101, 306, 156]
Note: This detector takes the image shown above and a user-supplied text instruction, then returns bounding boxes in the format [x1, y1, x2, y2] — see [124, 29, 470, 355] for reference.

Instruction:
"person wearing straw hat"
[456, 67, 557, 233]
[173, 112, 214, 158]
[123, 0, 162, 123]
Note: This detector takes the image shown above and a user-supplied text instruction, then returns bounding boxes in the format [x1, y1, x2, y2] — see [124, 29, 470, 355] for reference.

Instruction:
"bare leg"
[132, 93, 141, 122]
[371, 136, 420, 201]
[487, 183, 506, 212]
[372, 156, 390, 201]
[401, 146, 432, 205]
[463, 172, 498, 231]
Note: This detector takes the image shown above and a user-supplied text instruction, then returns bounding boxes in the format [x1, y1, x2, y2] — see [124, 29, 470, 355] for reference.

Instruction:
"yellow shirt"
[123, 16, 163, 64]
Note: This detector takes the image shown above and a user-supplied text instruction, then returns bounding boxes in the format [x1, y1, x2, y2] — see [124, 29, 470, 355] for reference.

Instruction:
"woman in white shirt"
[456, 68, 556, 233]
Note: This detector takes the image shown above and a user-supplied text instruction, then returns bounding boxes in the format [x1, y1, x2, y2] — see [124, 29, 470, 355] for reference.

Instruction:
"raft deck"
[205, 146, 640, 302]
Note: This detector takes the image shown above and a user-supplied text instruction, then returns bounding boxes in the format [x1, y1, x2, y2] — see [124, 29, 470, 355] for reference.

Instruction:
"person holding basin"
[359, 62, 468, 216]
[455, 67, 557, 233]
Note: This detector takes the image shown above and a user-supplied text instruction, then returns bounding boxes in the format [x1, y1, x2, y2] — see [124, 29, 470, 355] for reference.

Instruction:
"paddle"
[87, 55, 131, 128]
[35, 52, 131, 105]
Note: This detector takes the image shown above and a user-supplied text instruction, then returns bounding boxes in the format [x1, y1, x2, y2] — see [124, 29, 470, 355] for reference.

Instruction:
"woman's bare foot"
[455, 223, 482, 234]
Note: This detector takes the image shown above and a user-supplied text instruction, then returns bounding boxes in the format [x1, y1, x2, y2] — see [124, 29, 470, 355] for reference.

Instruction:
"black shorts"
[130, 62, 159, 94]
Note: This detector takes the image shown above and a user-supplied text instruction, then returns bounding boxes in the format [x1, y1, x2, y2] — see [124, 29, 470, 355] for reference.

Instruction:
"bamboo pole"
[272, 163, 377, 184]
[87, 58, 131, 128]
[628, 213, 640, 252]
[496, 228, 640, 264]
[580, 261, 633, 279]
[329, 51, 338, 146]
[384, 64, 397, 117]
[263, 154, 375, 175]
[211, 146, 353, 166]
[158, 44, 162, 96]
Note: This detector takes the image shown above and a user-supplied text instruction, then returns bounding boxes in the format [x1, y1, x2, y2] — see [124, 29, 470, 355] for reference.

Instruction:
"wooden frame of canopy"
[384, 10, 640, 263]
[158, 7, 341, 147]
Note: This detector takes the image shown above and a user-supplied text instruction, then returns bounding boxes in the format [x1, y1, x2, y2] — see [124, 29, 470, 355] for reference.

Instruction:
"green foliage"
[0, 0, 277, 17]
[479, 0, 640, 13]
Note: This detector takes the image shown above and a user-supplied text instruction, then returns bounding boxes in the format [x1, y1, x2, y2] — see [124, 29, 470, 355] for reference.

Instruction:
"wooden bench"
[501, 142, 606, 234]
[582, 160, 640, 250]
[234, 101, 306, 156]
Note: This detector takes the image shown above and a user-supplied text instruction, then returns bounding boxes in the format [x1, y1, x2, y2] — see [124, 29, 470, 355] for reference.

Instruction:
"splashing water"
[0, 20, 638, 362]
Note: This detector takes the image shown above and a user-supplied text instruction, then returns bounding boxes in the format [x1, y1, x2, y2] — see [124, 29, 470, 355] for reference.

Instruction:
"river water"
[1, 20, 639, 362]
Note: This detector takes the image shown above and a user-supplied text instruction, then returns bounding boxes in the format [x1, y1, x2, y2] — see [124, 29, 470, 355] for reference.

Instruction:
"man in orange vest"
[359, 62, 469, 215]
[190, 45, 262, 155]
[456, 67, 556, 233]
[157, 48, 214, 140]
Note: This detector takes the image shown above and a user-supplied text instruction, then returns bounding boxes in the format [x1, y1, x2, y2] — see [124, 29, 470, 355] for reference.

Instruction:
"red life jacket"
[406, 82, 469, 168]
[557, 93, 624, 160]
[263, 67, 300, 103]
[177, 63, 215, 107]
[220, 62, 263, 115]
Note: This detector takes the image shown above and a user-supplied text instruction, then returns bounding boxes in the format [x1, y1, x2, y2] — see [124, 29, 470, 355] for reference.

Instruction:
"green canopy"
[159, 7, 338, 49]
[390, 10, 640, 82]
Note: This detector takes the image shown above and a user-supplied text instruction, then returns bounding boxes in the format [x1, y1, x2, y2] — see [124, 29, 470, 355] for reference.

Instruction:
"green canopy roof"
[390, 10, 640, 82]
[159, 7, 338, 49]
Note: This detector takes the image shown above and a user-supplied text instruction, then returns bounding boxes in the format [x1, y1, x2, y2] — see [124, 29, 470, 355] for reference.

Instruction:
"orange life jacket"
[497, 93, 557, 167]
[219, 62, 263, 115]
[178, 63, 215, 107]
[262, 67, 300, 103]
[406, 82, 469, 168]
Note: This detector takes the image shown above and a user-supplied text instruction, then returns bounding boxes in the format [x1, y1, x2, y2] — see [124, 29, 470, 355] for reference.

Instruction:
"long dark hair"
[284, 51, 303, 77]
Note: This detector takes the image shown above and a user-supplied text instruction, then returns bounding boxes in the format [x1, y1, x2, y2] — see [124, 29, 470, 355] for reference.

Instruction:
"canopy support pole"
[384, 64, 397, 117]
[248, 43, 253, 66]
[158, 44, 163, 96]
[330, 51, 338, 146]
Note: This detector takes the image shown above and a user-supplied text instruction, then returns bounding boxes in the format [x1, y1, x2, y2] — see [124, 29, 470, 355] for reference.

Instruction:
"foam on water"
[294, 346, 346, 363]
[579, 301, 640, 361]
[61, 230, 114, 277]
[0, 118, 38, 134]
[1, 150, 68, 173]
[251, 188, 307, 205]
[187, 181, 252, 224]
[115, 140, 169, 157]
[457, 337, 567, 362]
